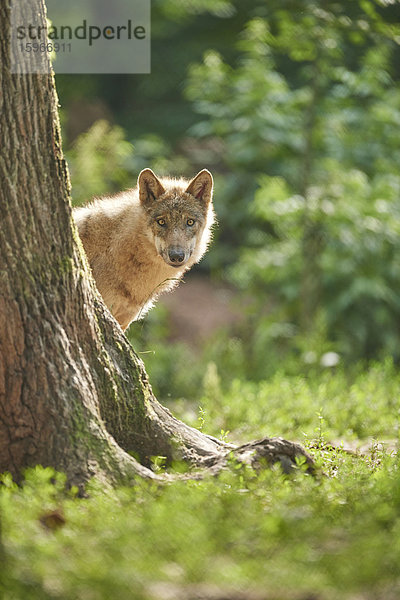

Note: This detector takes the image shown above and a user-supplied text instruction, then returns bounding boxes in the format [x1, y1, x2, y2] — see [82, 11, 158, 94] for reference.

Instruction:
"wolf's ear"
[138, 169, 165, 205]
[185, 169, 213, 204]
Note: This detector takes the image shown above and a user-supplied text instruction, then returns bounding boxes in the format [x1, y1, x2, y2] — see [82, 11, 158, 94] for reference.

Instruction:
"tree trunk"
[0, 0, 314, 489]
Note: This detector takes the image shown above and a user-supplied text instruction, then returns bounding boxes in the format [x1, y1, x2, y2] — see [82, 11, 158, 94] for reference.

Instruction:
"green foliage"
[67, 120, 134, 206]
[68, 121, 192, 207]
[183, 359, 400, 443]
[185, 3, 400, 362]
[159, 0, 235, 20]
[233, 169, 400, 361]
[2, 363, 400, 599]
[126, 306, 207, 402]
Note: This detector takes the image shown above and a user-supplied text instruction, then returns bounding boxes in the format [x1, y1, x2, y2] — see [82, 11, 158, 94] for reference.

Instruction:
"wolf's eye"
[187, 218, 195, 226]
[157, 218, 166, 227]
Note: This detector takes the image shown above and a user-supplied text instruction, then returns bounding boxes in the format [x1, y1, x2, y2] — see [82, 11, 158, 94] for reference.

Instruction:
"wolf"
[73, 168, 215, 330]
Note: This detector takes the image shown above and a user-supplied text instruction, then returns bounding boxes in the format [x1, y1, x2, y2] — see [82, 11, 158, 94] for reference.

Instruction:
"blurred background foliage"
[62, 0, 400, 402]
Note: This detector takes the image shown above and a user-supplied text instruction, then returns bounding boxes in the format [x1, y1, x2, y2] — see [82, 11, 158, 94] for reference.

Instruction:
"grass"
[1, 361, 400, 600]
[170, 358, 400, 446]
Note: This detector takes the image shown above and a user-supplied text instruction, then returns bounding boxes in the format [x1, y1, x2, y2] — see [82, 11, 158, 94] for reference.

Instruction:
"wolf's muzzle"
[167, 246, 188, 267]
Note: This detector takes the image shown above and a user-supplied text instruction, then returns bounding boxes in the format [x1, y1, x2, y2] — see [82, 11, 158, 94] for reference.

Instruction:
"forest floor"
[160, 273, 244, 348]
[2, 358, 400, 600]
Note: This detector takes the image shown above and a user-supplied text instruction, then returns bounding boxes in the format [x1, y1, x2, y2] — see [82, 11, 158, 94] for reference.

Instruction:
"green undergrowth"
[170, 358, 400, 446]
[1, 361, 400, 599]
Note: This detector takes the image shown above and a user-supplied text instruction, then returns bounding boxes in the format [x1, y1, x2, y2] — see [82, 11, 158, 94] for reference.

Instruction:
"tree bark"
[0, 0, 314, 489]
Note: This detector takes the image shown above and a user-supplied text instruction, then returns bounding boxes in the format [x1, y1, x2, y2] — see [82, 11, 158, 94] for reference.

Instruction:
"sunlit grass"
[1, 361, 400, 599]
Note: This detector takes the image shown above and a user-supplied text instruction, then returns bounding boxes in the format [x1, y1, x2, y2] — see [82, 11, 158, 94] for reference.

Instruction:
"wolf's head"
[138, 168, 214, 268]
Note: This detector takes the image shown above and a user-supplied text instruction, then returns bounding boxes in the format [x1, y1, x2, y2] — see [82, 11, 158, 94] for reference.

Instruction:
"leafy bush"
[67, 120, 134, 205]
[68, 121, 191, 207]
[185, 8, 400, 362]
[233, 169, 400, 362]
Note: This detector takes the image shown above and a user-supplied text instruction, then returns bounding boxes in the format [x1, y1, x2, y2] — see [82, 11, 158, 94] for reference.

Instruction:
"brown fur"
[73, 169, 215, 330]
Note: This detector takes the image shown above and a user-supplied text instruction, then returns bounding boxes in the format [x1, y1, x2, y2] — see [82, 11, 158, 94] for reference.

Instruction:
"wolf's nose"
[168, 248, 185, 264]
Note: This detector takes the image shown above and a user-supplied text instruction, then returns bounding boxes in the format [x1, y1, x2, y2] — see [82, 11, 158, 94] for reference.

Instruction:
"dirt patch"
[160, 274, 244, 347]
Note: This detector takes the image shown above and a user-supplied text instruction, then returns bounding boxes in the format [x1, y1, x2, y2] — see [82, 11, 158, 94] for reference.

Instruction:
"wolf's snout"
[168, 247, 186, 265]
